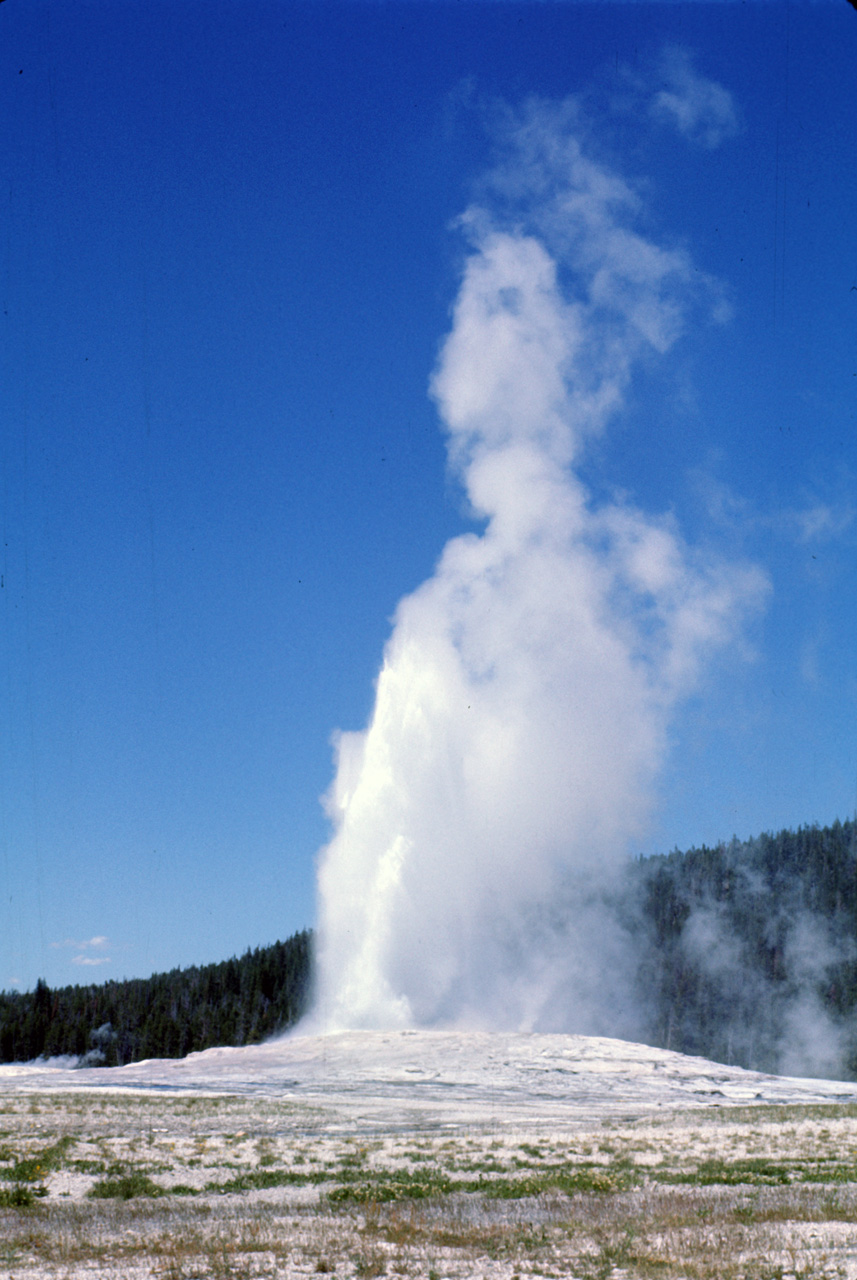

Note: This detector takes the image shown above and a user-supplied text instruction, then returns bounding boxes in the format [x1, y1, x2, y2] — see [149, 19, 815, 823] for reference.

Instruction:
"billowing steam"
[313, 87, 767, 1034]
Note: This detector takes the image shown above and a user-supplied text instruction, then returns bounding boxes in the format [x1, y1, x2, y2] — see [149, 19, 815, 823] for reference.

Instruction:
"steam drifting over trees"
[4, 822, 857, 1082]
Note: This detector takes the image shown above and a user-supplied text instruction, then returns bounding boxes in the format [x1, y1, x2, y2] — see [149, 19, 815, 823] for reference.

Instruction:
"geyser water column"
[313, 95, 767, 1034]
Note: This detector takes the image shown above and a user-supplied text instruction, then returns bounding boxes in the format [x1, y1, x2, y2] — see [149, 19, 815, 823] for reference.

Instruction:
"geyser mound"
[2, 1031, 855, 1121]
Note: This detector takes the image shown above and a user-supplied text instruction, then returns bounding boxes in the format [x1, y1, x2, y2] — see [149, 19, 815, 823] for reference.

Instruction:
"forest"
[631, 818, 857, 1078]
[0, 930, 311, 1066]
[2, 818, 857, 1078]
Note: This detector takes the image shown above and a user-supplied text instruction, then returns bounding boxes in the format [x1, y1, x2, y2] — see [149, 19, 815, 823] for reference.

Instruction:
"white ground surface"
[4, 1033, 857, 1279]
[2, 1030, 855, 1127]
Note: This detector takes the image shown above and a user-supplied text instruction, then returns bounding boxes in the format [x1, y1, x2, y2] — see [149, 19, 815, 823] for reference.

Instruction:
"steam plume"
[313, 93, 766, 1034]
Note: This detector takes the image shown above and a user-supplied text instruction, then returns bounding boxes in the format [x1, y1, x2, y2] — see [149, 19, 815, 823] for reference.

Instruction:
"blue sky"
[1, 1, 856, 995]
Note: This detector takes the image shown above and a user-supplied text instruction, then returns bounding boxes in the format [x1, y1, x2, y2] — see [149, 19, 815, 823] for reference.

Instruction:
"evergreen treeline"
[4, 820, 857, 1079]
[0, 930, 311, 1066]
[633, 819, 857, 1077]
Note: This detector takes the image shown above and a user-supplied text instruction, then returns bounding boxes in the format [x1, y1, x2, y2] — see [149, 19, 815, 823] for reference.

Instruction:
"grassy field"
[2, 1091, 857, 1277]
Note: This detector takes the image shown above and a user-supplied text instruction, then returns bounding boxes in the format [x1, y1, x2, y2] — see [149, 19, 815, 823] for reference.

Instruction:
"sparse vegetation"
[3, 1091, 857, 1276]
[88, 1170, 166, 1199]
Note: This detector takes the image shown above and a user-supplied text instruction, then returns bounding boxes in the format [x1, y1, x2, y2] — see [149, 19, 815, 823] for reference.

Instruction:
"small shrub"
[0, 1183, 42, 1208]
[329, 1171, 454, 1205]
[206, 1168, 325, 1194]
[353, 1247, 386, 1277]
[1, 1136, 74, 1184]
[88, 1171, 164, 1200]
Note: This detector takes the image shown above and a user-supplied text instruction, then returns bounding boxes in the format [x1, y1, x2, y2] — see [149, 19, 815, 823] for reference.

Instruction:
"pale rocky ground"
[2, 1031, 857, 1279]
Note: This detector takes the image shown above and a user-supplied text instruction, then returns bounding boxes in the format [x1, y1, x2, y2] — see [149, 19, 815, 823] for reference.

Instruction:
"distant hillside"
[633, 819, 857, 1079]
[0, 930, 312, 1066]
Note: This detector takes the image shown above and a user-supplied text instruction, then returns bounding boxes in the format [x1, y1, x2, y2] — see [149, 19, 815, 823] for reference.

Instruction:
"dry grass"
[2, 1092, 857, 1277]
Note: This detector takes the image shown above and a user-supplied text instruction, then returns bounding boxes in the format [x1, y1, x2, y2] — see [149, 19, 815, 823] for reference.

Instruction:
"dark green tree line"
[0, 930, 312, 1066]
[4, 820, 857, 1080]
[632, 819, 857, 1077]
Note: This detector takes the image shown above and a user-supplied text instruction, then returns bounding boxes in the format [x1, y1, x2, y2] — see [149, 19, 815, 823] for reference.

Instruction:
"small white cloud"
[72, 955, 111, 967]
[51, 935, 111, 952]
[690, 469, 752, 531]
[790, 502, 855, 544]
[649, 48, 739, 149]
[690, 468, 856, 551]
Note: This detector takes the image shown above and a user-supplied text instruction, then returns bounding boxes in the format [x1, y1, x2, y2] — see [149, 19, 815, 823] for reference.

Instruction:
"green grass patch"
[800, 1162, 857, 1184]
[205, 1167, 328, 1194]
[655, 1158, 794, 1186]
[653, 1156, 857, 1188]
[329, 1174, 454, 1204]
[484, 1164, 638, 1198]
[0, 1135, 74, 1183]
[69, 1158, 108, 1174]
[0, 1183, 45, 1208]
[88, 1171, 165, 1200]
[328, 1160, 639, 1204]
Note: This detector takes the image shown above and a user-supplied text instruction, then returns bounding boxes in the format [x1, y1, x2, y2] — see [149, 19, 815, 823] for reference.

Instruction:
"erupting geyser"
[313, 94, 766, 1034]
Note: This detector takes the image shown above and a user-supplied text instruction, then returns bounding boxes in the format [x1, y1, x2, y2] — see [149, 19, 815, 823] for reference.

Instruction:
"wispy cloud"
[800, 635, 822, 688]
[648, 48, 740, 150]
[790, 502, 856, 544]
[52, 935, 112, 966]
[691, 469, 856, 549]
[51, 935, 110, 951]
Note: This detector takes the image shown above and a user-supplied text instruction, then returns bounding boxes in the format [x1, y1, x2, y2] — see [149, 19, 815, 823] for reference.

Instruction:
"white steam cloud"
[312, 89, 766, 1034]
[648, 48, 740, 150]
